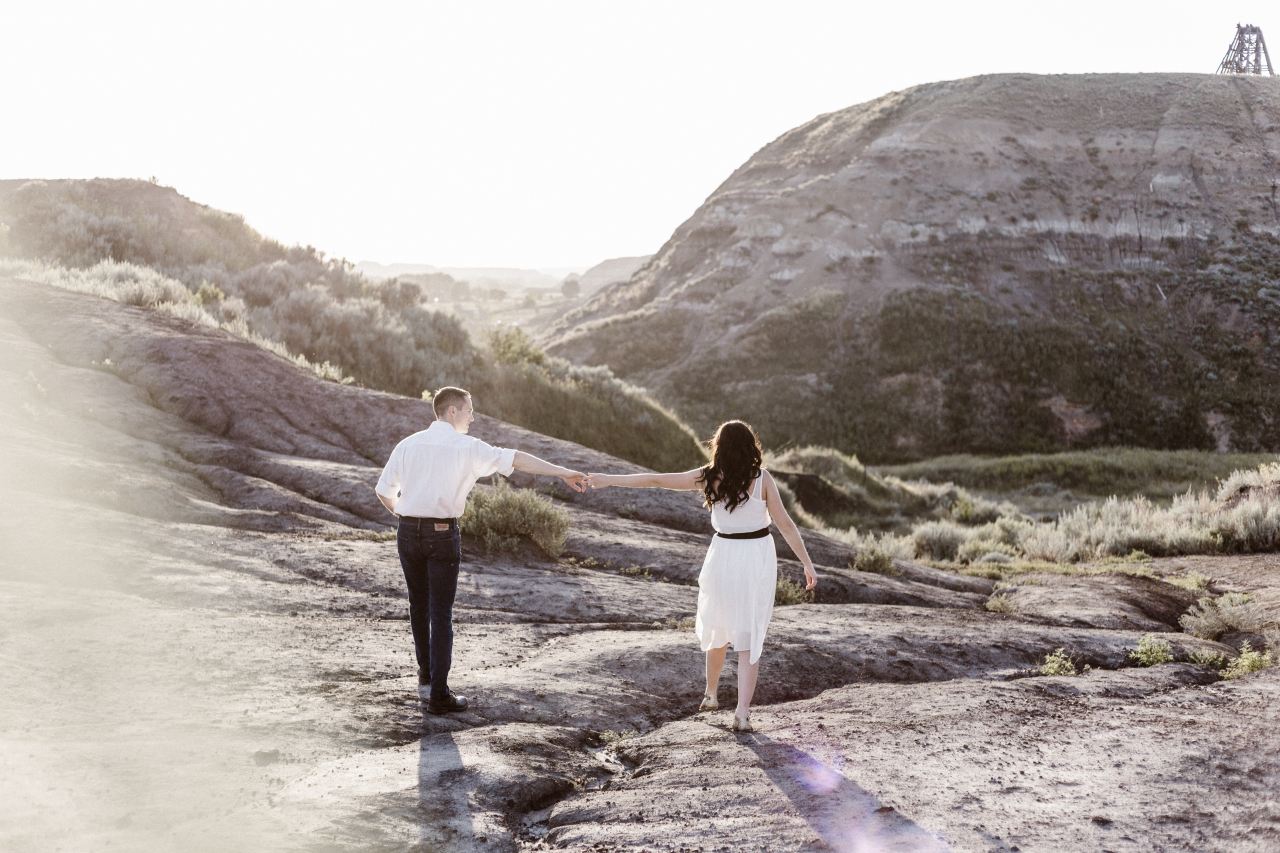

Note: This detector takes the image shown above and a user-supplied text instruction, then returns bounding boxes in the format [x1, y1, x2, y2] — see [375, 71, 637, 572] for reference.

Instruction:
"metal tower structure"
[1217, 24, 1275, 76]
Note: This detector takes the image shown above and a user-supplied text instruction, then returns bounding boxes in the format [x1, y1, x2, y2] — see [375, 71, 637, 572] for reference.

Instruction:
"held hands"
[561, 470, 590, 493]
[585, 473, 611, 489]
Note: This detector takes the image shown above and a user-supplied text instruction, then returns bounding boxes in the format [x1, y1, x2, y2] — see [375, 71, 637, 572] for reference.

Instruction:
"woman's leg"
[704, 644, 728, 700]
[735, 651, 760, 717]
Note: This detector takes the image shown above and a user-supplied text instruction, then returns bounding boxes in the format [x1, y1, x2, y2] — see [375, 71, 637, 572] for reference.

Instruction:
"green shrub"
[957, 537, 1017, 564]
[950, 494, 1004, 525]
[985, 594, 1014, 614]
[850, 547, 896, 575]
[195, 281, 225, 305]
[1179, 592, 1262, 640]
[1129, 634, 1174, 667]
[1189, 648, 1229, 671]
[487, 325, 546, 366]
[912, 520, 966, 561]
[775, 576, 814, 606]
[461, 481, 570, 558]
[1222, 641, 1274, 679]
[1039, 648, 1077, 676]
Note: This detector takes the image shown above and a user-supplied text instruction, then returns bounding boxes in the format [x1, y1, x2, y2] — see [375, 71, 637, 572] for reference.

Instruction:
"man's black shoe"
[427, 692, 468, 714]
[418, 668, 431, 687]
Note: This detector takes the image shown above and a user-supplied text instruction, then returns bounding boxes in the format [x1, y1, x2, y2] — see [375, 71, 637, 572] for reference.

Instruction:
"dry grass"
[865, 460, 1280, 570]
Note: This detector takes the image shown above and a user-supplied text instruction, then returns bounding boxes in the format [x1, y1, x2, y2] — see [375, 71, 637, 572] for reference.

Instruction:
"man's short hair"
[432, 386, 471, 418]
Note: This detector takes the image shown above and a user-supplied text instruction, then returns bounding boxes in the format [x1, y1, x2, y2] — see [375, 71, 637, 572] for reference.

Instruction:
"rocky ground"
[2, 278, 1278, 852]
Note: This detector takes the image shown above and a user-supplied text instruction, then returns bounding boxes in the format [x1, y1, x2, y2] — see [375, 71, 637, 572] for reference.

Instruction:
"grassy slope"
[0, 179, 705, 471]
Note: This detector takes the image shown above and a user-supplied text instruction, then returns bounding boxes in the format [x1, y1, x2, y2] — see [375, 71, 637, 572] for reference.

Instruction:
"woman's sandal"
[698, 694, 719, 712]
[731, 714, 753, 733]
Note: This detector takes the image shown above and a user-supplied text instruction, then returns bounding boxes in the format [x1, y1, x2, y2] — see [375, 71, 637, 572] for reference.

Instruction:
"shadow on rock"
[740, 734, 951, 853]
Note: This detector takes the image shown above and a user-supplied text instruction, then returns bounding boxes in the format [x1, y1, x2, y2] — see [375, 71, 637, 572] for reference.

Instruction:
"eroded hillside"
[546, 73, 1280, 461]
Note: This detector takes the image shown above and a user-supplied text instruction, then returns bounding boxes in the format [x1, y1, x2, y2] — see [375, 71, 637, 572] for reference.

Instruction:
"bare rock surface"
[2, 279, 1277, 852]
[547, 665, 1280, 852]
[996, 571, 1201, 632]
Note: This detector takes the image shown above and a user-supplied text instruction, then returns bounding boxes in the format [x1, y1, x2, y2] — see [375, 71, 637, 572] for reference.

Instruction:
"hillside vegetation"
[0, 179, 703, 471]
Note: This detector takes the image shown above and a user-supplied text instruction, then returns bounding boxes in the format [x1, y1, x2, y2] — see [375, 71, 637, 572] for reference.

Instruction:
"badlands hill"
[4, 277, 1279, 850]
[576, 254, 652, 297]
[547, 73, 1280, 462]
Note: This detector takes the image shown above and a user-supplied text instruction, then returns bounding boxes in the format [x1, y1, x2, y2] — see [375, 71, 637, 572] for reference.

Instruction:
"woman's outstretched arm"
[762, 470, 818, 590]
[588, 468, 704, 491]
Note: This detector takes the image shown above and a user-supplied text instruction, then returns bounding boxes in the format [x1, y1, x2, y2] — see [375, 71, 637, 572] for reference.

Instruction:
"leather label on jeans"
[434, 523, 451, 531]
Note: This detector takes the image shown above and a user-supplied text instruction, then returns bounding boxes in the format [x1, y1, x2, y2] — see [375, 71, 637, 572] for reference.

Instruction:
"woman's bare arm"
[762, 470, 818, 590]
[588, 468, 704, 491]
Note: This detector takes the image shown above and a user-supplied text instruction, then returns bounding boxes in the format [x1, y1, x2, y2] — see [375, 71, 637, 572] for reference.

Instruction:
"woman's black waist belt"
[715, 527, 771, 540]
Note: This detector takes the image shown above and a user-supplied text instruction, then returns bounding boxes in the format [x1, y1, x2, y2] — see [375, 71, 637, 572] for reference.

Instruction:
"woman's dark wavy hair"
[698, 420, 763, 512]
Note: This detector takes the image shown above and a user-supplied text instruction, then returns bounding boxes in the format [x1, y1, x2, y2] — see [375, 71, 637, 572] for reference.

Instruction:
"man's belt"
[398, 516, 459, 529]
[714, 527, 771, 540]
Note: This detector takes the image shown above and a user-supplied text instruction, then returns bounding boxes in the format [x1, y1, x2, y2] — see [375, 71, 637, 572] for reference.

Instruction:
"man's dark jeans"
[396, 519, 461, 701]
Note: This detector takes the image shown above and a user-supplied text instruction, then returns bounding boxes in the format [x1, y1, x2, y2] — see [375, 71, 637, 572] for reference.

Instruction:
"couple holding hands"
[375, 386, 818, 732]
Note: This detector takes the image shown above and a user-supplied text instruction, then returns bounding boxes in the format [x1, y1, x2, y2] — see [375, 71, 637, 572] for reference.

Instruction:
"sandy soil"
[2, 279, 1277, 851]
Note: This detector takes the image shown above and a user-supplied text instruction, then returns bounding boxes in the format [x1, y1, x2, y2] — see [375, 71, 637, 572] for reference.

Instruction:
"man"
[375, 386, 588, 714]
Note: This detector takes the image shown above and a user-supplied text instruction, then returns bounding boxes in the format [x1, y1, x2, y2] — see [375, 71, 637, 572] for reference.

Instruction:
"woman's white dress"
[695, 471, 776, 664]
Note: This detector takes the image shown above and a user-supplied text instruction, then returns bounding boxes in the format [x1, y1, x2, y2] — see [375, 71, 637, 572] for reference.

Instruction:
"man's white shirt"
[376, 420, 516, 518]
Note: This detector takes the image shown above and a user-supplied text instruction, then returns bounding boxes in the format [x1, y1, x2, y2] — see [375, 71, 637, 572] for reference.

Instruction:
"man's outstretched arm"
[512, 450, 589, 492]
[376, 490, 398, 516]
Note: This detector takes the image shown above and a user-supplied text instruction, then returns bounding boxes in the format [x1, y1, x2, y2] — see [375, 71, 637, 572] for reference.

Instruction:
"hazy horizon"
[6, 0, 1279, 268]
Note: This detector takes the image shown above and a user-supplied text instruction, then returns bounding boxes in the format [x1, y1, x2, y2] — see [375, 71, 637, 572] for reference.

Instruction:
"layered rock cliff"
[547, 73, 1280, 460]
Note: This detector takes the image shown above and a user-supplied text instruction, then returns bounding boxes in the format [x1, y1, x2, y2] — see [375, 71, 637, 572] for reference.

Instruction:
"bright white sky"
[5, 1, 1277, 268]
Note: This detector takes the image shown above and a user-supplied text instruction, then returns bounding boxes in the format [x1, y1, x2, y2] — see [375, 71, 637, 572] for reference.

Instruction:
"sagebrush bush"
[1129, 634, 1174, 666]
[1039, 648, 1077, 676]
[775, 576, 814, 606]
[949, 494, 1004, 525]
[460, 481, 570, 558]
[912, 520, 966, 561]
[985, 594, 1014, 614]
[1179, 592, 1263, 640]
[1222, 641, 1274, 680]
[957, 537, 1018, 564]
[850, 546, 896, 575]
[1189, 648, 1229, 671]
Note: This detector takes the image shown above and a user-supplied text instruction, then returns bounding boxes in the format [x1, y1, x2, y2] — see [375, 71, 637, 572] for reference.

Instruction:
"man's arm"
[512, 450, 589, 492]
[376, 490, 398, 516]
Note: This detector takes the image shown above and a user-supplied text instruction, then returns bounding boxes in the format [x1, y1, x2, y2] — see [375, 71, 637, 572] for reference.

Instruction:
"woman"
[588, 420, 817, 732]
